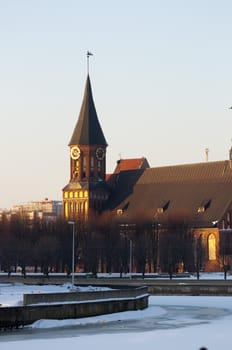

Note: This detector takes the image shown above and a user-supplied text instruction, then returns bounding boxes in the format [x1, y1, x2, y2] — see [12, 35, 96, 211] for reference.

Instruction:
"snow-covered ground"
[0, 277, 232, 349]
[0, 283, 112, 307]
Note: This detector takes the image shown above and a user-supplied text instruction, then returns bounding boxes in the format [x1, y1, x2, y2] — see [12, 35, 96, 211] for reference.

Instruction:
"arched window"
[85, 201, 88, 211]
[97, 160, 102, 177]
[64, 202, 68, 218]
[74, 161, 79, 178]
[90, 156, 94, 177]
[82, 157, 86, 178]
[208, 233, 216, 260]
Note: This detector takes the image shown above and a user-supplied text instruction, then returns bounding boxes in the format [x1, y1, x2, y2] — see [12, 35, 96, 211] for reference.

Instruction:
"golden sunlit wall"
[63, 190, 89, 220]
[194, 228, 220, 272]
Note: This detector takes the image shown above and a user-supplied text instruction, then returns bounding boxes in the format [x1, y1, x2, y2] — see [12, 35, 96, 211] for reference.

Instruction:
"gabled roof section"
[107, 168, 145, 210]
[106, 157, 149, 189]
[69, 75, 107, 146]
[107, 157, 150, 211]
[113, 157, 150, 174]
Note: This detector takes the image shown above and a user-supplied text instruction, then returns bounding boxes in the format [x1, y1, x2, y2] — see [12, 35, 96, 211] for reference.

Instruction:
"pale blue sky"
[1, 0, 232, 209]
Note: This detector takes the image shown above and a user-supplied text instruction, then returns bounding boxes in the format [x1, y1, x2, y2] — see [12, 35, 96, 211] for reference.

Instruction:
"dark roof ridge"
[137, 159, 232, 185]
[150, 159, 230, 170]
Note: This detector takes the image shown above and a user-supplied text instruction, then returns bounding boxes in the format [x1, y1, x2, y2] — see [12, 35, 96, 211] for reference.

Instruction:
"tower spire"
[87, 51, 93, 75]
[63, 64, 109, 221]
[68, 75, 107, 146]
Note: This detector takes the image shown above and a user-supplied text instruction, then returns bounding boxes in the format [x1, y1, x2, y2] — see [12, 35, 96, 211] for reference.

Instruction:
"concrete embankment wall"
[147, 282, 232, 295]
[0, 287, 149, 329]
[23, 286, 146, 305]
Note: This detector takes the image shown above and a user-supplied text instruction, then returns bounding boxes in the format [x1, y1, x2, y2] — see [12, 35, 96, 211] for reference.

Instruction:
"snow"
[0, 277, 232, 349]
[0, 283, 112, 307]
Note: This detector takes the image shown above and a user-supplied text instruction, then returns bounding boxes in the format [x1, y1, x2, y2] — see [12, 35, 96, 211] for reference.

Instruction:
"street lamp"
[129, 239, 132, 278]
[68, 221, 75, 287]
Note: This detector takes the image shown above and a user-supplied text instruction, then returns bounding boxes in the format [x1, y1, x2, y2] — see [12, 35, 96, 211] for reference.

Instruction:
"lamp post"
[129, 239, 132, 278]
[68, 221, 75, 287]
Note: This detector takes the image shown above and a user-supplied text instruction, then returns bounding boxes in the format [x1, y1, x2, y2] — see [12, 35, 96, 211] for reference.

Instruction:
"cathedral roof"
[137, 160, 232, 185]
[109, 160, 232, 226]
[69, 75, 107, 146]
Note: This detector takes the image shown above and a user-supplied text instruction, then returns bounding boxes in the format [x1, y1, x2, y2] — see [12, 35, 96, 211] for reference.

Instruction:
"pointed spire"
[69, 75, 107, 146]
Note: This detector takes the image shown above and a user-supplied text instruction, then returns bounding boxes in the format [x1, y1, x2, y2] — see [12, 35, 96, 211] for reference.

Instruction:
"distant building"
[1, 198, 62, 222]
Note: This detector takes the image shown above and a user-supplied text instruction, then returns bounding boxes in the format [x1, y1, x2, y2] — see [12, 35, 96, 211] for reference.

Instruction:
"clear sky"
[1, 0, 232, 209]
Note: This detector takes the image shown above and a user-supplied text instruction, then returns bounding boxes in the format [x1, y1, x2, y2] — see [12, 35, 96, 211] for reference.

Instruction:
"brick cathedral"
[63, 72, 232, 272]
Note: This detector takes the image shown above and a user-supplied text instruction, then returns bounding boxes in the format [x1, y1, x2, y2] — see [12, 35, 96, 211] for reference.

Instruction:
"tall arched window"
[208, 233, 216, 260]
[85, 201, 88, 212]
[90, 156, 94, 177]
[64, 202, 68, 218]
[82, 157, 86, 178]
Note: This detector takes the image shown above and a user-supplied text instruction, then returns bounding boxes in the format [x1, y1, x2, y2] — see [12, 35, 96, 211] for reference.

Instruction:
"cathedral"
[63, 72, 232, 272]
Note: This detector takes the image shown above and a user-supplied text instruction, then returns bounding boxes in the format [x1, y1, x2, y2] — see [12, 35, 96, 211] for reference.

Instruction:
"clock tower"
[63, 74, 109, 220]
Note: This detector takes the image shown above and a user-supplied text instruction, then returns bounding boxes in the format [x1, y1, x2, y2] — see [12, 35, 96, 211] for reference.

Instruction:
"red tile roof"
[113, 157, 149, 174]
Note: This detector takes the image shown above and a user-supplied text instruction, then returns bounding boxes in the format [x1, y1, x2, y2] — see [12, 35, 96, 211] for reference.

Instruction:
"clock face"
[96, 147, 105, 160]
[70, 146, 80, 160]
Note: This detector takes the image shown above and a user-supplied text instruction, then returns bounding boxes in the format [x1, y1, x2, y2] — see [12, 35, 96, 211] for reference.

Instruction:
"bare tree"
[159, 213, 193, 279]
[194, 233, 204, 280]
[95, 212, 120, 273]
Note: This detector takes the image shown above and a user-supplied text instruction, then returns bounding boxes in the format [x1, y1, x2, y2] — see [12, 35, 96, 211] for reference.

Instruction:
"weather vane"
[87, 51, 93, 75]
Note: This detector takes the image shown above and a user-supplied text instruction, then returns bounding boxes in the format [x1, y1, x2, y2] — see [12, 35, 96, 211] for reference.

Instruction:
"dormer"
[156, 200, 170, 214]
[197, 199, 211, 213]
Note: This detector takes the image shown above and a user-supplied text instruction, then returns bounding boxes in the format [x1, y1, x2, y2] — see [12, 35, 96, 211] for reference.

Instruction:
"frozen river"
[0, 296, 231, 343]
[1, 283, 232, 349]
